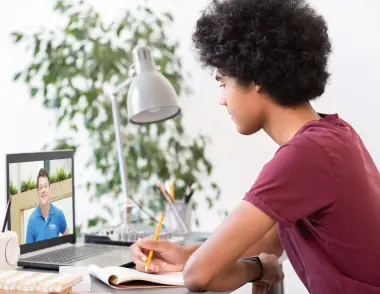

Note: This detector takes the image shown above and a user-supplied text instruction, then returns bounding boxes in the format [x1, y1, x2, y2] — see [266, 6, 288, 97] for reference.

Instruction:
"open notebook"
[88, 265, 184, 289]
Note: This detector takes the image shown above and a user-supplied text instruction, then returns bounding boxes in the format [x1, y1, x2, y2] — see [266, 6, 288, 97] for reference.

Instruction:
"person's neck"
[40, 203, 50, 218]
[263, 102, 321, 145]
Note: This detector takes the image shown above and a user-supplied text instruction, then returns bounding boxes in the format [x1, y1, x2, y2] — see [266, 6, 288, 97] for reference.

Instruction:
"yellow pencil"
[145, 214, 165, 272]
[169, 183, 175, 200]
[156, 182, 173, 203]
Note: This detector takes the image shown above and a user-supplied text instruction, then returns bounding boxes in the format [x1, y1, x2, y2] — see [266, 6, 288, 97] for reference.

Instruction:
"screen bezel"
[5, 150, 76, 254]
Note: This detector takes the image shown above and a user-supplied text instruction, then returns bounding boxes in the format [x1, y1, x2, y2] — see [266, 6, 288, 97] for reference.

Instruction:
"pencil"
[145, 214, 165, 272]
[156, 182, 173, 203]
[169, 183, 175, 200]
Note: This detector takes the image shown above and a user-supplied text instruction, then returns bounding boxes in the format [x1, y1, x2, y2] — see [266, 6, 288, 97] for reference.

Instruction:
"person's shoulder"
[270, 114, 348, 169]
[51, 204, 65, 218]
[296, 113, 354, 144]
[27, 207, 39, 225]
[293, 113, 359, 154]
[29, 207, 39, 219]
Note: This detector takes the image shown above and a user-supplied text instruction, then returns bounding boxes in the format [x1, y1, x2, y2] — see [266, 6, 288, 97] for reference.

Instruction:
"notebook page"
[89, 265, 184, 287]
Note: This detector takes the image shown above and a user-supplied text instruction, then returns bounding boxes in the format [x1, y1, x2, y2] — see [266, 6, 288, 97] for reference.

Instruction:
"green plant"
[20, 178, 37, 193]
[50, 168, 72, 184]
[11, 0, 223, 229]
[56, 168, 69, 182]
[49, 174, 57, 184]
[9, 182, 19, 195]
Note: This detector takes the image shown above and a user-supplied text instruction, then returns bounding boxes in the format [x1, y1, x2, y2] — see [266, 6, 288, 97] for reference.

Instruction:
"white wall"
[1, 1, 380, 293]
[50, 159, 72, 175]
[9, 161, 44, 190]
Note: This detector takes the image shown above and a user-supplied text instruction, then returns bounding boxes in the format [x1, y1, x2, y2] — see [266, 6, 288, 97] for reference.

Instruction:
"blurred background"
[0, 0, 379, 293]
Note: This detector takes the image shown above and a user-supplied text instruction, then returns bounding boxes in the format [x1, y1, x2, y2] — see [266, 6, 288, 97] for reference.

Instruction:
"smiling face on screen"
[37, 175, 51, 206]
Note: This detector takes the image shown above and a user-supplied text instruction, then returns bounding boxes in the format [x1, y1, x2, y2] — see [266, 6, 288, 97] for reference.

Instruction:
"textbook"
[88, 264, 184, 289]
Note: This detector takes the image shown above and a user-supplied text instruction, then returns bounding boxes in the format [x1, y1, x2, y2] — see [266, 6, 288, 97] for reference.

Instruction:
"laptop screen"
[6, 152, 75, 249]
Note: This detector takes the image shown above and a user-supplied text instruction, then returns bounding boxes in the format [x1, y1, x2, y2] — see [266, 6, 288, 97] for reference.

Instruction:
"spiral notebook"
[88, 264, 184, 289]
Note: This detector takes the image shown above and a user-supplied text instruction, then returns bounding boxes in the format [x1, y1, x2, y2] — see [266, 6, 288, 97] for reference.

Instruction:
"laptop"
[4, 150, 133, 270]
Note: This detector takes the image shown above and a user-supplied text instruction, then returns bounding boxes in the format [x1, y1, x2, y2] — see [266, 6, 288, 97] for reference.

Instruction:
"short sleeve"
[243, 136, 338, 226]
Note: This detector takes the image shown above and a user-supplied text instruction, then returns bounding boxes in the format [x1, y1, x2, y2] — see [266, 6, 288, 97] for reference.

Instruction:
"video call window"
[8, 159, 73, 245]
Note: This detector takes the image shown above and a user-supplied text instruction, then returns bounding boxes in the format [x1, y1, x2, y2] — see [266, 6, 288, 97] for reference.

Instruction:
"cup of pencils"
[156, 182, 195, 234]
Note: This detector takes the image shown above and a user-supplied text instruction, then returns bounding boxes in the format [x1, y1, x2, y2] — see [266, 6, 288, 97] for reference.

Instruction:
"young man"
[131, 0, 380, 293]
[26, 168, 68, 243]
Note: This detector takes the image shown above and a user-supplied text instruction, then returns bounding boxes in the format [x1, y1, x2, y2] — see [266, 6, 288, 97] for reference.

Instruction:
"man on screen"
[26, 168, 69, 243]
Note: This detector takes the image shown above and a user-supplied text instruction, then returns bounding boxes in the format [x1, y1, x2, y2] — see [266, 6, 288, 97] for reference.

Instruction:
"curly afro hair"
[192, 0, 332, 107]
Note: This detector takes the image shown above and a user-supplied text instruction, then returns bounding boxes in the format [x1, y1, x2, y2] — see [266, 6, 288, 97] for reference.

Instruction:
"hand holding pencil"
[145, 214, 165, 271]
[131, 221, 187, 273]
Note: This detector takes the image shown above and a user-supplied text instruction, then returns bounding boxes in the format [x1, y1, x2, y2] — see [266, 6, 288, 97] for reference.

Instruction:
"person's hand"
[131, 237, 187, 273]
[252, 253, 284, 294]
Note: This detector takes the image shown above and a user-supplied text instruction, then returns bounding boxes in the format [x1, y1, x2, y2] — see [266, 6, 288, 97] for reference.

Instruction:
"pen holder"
[164, 200, 191, 234]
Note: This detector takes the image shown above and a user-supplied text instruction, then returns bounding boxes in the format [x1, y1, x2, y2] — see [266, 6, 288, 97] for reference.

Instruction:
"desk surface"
[16, 232, 232, 294]
[16, 267, 231, 294]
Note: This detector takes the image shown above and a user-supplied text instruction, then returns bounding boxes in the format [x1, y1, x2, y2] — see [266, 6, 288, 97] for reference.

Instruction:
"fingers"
[131, 240, 148, 263]
[138, 237, 173, 253]
[135, 258, 168, 274]
[135, 259, 159, 273]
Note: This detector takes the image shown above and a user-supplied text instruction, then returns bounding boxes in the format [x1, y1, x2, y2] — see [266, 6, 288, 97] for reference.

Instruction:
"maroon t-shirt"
[244, 114, 380, 293]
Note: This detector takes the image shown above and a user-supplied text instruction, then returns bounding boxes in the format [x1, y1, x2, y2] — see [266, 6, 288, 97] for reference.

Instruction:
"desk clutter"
[84, 225, 185, 247]
[83, 181, 196, 247]
[0, 269, 82, 293]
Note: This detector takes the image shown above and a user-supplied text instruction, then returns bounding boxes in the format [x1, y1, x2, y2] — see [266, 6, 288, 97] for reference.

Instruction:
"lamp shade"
[127, 46, 181, 124]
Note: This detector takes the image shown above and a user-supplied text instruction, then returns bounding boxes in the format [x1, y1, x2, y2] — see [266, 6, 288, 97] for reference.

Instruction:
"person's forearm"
[185, 260, 260, 292]
[240, 227, 283, 258]
[183, 244, 201, 261]
[241, 239, 283, 258]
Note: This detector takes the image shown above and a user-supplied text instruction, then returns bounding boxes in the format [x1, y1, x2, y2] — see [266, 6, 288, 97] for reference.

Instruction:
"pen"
[184, 189, 194, 203]
[145, 214, 165, 272]
[184, 183, 196, 203]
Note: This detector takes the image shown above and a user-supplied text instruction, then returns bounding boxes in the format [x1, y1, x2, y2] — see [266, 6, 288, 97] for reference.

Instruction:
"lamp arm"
[107, 78, 133, 227]
[102, 78, 167, 229]
[114, 78, 134, 95]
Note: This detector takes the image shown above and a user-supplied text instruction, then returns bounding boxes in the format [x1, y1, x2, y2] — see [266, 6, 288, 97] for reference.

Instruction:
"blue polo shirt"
[26, 203, 67, 244]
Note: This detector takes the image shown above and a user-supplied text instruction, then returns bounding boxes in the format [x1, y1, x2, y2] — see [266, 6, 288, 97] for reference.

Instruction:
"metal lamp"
[103, 45, 182, 232]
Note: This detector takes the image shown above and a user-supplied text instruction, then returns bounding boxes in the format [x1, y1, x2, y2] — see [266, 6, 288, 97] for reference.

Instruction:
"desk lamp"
[102, 45, 188, 238]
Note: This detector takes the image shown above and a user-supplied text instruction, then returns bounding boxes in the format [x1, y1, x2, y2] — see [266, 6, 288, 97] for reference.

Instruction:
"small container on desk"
[164, 200, 191, 235]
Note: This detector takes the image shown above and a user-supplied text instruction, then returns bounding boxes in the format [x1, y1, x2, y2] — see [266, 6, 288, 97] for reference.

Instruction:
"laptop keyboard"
[21, 244, 116, 264]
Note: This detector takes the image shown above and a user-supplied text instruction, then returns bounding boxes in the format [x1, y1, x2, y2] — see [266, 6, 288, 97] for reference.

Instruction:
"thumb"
[138, 238, 172, 253]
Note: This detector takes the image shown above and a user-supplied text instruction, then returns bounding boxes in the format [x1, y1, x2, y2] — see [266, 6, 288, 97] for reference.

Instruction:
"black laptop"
[4, 150, 132, 270]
